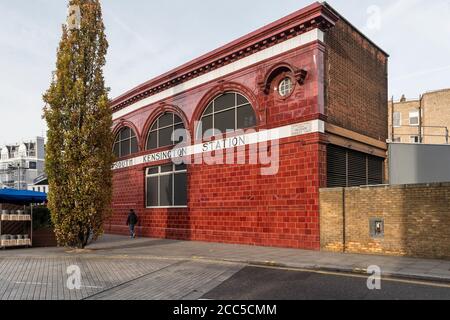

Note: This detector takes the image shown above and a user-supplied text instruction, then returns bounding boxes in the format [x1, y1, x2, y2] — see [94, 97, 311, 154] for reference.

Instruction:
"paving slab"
[84, 235, 450, 283]
[86, 260, 243, 300]
[1, 234, 450, 285]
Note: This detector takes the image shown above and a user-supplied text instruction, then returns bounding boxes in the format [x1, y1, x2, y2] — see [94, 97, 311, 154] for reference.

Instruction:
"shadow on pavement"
[86, 237, 180, 252]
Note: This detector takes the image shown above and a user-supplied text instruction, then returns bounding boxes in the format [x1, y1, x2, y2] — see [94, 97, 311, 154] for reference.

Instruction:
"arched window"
[196, 92, 256, 140]
[113, 127, 138, 158]
[146, 113, 186, 150]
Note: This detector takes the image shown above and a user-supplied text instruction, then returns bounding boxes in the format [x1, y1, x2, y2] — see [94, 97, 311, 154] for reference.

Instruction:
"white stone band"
[112, 119, 325, 170]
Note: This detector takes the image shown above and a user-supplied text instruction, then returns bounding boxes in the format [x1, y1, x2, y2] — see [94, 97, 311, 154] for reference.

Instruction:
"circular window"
[278, 77, 293, 97]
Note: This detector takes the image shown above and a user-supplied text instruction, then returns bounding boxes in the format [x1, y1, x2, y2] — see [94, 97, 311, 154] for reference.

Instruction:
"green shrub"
[32, 206, 53, 230]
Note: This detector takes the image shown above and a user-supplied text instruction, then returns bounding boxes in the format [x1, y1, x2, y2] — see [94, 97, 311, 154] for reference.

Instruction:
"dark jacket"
[127, 212, 138, 226]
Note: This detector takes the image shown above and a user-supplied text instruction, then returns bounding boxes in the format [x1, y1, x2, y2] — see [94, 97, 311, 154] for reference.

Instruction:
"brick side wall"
[324, 20, 388, 141]
[320, 184, 450, 259]
[388, 99, 421, 143]
[422, 89, 450, 144]
[33, 228, 57, 248]
[389, 89, 450, 144]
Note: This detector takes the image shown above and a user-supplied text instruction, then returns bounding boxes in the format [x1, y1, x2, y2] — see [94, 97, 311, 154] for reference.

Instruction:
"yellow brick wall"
[320, 183, 450, 259]
[388, 100, 421, 143]
[422, 89, 450, 144]
[388, 89, 450, 144]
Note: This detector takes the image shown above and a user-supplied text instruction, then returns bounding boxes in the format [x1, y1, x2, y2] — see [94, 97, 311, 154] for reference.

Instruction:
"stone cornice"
[110, 2, 338, 114]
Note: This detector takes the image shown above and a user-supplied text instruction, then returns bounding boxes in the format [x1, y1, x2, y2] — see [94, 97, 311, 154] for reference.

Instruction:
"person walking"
[126, 209, 139, 239]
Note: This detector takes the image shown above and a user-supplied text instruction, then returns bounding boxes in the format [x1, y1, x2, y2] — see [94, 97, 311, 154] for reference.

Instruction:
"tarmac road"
[202, 266, 450, 300]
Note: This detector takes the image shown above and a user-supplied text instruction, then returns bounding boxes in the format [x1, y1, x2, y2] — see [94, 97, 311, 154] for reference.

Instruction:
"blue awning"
[0, 189, 47, 205]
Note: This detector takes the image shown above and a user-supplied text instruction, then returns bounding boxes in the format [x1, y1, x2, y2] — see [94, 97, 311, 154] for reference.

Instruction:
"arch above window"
[113, 127, 139, 158]
[259, 63, 308, 95]
[196, 92, 256, 140]
[146, 113, 186, 150]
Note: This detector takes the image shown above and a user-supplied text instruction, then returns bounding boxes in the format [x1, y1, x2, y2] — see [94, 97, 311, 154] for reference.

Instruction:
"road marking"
[3, 255, 450, 292]
[249, 265, 450, 289]
[81, 285, 104, 289]
[81, 260, 186, 300]
[15, 282, 48, 286]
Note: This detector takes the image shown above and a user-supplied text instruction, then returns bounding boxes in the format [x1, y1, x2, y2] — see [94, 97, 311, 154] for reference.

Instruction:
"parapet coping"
[320, 182, 450, 192]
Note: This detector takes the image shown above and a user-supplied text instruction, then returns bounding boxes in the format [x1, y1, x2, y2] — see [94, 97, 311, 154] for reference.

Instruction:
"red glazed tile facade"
[107, 2, 388, 250]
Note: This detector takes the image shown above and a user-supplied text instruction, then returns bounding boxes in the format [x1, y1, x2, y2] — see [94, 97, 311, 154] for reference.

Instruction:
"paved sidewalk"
[1, 235, 450, 283]
[98, 235, 450, 283]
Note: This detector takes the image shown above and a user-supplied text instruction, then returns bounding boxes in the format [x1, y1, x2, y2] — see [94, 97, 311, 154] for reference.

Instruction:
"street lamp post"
[7, 161, 23, 190]
[17, 162, 21, 190]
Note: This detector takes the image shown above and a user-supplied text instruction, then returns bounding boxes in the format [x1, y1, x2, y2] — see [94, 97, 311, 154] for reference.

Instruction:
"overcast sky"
[0, 0, 449, 144]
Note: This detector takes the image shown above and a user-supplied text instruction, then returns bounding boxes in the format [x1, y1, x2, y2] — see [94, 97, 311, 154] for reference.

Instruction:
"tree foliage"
[43, 0, 113, 249]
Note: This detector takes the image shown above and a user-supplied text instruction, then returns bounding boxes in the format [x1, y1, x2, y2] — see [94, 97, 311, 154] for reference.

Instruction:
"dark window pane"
[147, 131, 158, 150]
[174, 173, 187, 206]
[199, 115, 213, 139]
[146, 176, 159, 207]
[174, 123, 186, 144]
[113, 143, 120, 158]
[159, 126, 174, 147]
[237, 104, 256, 129]
[150, 122, 158, 131]
[120, 127, 131, 140]
[215, 109, 236, 133]
[161, 164, 173, 173]
[159, 114, 173, 128]
[204, 103, 213, 115]
[131, 137, 138, 154]
[147, 167, 158, 175]
[175, 163, 187, 171]
[174, 115, 183, 125]
[159, 175, 173, 206]
[120, 140, 130, 157]
[237, 94, 249, 106]
[214, 93, 235, 112]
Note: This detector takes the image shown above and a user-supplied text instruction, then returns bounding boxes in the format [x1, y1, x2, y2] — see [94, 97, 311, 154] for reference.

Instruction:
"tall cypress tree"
[43, 0, 113, 249]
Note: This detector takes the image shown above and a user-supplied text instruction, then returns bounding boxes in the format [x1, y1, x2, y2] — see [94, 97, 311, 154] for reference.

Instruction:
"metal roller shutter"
[327, 145, 384, 188]
[327, 145, 347, 188]
[368, 156, 383, 185]
[347, 151, 367, 187]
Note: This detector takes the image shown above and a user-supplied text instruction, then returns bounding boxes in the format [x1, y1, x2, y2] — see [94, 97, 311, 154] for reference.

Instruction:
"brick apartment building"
[389, 88, 450, 144]
[107, 2, 389, 250]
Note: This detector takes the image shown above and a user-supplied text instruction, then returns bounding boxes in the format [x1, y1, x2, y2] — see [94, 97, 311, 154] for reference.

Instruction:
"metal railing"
[391, 125, 449, 144]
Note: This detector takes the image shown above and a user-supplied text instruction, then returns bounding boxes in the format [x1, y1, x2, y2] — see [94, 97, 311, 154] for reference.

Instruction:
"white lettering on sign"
[291, 123, 312, 136]
[143, 147, 188, 164]
[112, 159, 134, 170]
[202, 136, 247, 153]
[112, 120, 325, 171]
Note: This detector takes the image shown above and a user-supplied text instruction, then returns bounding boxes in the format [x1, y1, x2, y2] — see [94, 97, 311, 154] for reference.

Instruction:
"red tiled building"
[108, 2, 389, 250]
